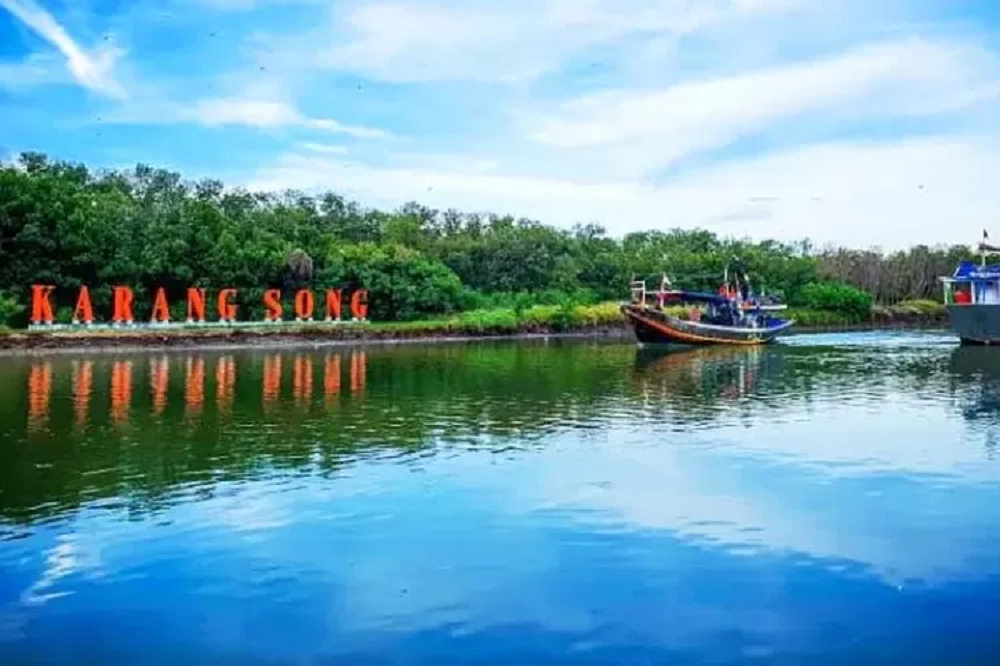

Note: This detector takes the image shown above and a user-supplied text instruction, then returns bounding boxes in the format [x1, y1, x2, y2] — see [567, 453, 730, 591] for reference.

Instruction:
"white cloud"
[323, 0, 800, 82]
[193, 97, 301, 126]
[300, 141, 349, 155]
[517, 38, 1000, 174]
[0, 52, 64, 89]
[0, 0, 126, 98]
[244, 133, 1000, 250]
[239, 29, 1000, 253]
[307, 117, 389, 140]
[109, 96, 390, 139]
[197, 0, 268, 8]
[189, 0, 321, 9]
[189, 97, 389, 138]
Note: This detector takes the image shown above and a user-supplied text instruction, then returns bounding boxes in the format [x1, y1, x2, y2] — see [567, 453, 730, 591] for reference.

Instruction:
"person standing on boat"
[729, 257, 751, 302]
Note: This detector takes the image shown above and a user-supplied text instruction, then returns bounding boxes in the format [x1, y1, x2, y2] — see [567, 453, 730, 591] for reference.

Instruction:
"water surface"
[2, 332, 1000, 664]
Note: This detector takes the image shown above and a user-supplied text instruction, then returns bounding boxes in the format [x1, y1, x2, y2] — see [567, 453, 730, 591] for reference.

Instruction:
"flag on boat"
[985, 228, 990, 241]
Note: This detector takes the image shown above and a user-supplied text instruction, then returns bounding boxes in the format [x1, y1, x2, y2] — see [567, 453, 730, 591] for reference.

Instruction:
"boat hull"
[946, 304, 1000, 345]
[621, 304, 793, 347]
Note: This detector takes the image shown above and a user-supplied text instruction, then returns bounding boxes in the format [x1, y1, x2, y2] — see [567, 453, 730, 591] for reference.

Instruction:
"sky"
[2, 0, 1000, 250]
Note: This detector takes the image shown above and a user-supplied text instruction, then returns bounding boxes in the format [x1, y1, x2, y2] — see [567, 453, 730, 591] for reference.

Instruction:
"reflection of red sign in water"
[263, 355, 282, 407]
[73, 360, 92, 425]
[28, 362, 52, 433]
[325, 354, 341, 405]
[26, 352, 366, 429]
[293, 354, 313, 404]
[217, 357, 236, 411]
[30, 285, 369, 326]
[151, 357, 168, 415]
[185, 357, 205, 417]
[110, 361, 132, 425]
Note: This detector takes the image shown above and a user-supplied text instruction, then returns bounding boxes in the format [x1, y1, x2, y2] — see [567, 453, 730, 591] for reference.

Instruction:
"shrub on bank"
[796, 281, 873, 320]
[0, 291, 24, 328]
[455, 308, 520, 333]
[465, 288, 600, 313]
[520, 304, 565, 329]
[869, 300, 947, 324]
[891, 299, 947, 317]
[504, 302, 625, 331]
[784, 307, 861, 327]
[570, 302, 623, 327]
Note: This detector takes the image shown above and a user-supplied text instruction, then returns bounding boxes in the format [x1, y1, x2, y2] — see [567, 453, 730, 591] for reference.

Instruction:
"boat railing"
[979, 242, 1000, 260]
[629, 277, 647, 306]
[629, 275, 676, 306]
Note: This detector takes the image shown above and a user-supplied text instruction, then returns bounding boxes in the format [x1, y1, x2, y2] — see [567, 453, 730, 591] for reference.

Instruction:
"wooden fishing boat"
[621, 263, 794, 347]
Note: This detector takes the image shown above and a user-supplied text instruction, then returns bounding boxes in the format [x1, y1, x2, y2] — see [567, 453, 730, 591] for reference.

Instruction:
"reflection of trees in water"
[0, 342, 635, 523]
[0, 340, 987, 523]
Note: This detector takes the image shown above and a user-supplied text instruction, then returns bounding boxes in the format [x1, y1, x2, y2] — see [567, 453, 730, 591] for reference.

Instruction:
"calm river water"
[2, 332, 1000, 664]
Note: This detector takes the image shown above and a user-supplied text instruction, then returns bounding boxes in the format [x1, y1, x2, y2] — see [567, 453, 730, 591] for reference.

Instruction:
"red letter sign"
[30, 285, 55, 325]
[217, 289, 237, 322]
[73, 286, 94, 324]
[350, 289, 368, 321]
[325, 289, 342, 321]
[187, 288, 206, 322]
[151, 288, 171, 323]
[263, 289, 282, 322]
[294, 289, 314, 321]
[112, 287, 134, 324]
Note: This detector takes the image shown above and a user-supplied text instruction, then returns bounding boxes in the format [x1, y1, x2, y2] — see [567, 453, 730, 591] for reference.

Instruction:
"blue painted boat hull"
[945, 304, 1000, 345]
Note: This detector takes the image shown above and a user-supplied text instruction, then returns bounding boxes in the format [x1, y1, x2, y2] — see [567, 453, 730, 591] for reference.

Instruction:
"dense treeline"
[814, 246, 970, 304]
[0, 152, 973, 327]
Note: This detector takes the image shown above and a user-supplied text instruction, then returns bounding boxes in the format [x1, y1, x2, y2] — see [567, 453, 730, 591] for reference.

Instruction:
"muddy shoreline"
[0, 325, 637, 355]
[0, 317, 952, 355]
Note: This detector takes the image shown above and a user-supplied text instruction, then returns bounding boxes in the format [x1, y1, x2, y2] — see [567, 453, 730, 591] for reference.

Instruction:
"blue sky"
[3, 0, 1000, 249]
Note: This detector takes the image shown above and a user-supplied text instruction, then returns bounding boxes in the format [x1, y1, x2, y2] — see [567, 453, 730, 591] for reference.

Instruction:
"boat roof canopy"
[948, 260, 1000, 281]
[658, 289, 785, 307]
[661, 290, 730, 305]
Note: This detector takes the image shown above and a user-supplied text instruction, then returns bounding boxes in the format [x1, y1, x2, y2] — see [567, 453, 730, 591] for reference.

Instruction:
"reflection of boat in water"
[949, 347, 1000, 421]
[948, 347, 1000, 457]
[949, 346, 1000, 377]
[632, 345, 773, 404]
[621, 260, 794, 347]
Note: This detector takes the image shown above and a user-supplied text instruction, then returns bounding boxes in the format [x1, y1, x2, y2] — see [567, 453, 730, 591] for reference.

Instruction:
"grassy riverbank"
[0, 300, 950, 351]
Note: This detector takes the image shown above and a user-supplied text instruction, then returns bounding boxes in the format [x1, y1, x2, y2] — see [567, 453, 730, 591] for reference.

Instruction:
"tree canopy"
[0, 152, 973, 326]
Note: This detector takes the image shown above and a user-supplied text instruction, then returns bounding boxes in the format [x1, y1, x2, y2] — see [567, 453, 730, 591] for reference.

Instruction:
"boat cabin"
[942, 258, 1000, 305]
[626, 273, 786, 329]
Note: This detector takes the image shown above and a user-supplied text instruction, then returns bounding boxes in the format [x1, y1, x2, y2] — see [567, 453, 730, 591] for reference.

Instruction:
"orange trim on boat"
[627, 310, 768, 346]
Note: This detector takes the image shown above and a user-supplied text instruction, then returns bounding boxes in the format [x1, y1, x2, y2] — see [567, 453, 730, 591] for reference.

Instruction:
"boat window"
[951, 282, 972, 304]
[983, 280, 1000, 304]
[967, 280, 998, 303]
